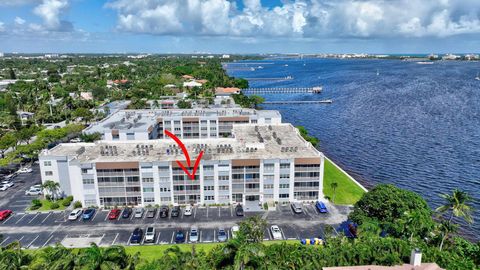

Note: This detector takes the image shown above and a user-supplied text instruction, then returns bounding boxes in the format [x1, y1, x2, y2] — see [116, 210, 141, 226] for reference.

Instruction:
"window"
[218, 195, 230, 200]
[45, 171, 53, 176]
[83, 179, 94, 185]
[280, 174, 290, 179]
[112, 134, 119, 140]
[203, 165, 214, 171]
[263, 184, 274, 189]
[264, 164, 274, 172]
[251, 119, 257, 124]
[84, 200, 97, 206]
[144, 197, 155, 203]
[159, 187, 170, 192]
[279, 193, 289, 198]
[279, 184, 290, 189]
[160, 196, 171, 202]
[141, 165, 152, 169]
[81, 168, 88, 174]
[204, 186, 214, 191]
[204, 196, 214, 201]
[218, 175, 229, 181]
[143, 187, 154, 193]
[280, 163, 290, 169]
[219, 185, 229, 190]
[44, 161, 52, 166]
[142, 178, 154, 183]
[158, 166, 170, 173]
[159, 177, 170, 182]
[264, 194, 274, 199]
[264, 175, 274, 181]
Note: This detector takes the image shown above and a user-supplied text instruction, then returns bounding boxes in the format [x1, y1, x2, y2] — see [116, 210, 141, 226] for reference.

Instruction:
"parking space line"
[130, 212, 135, 220]
[28, 213, 40, 224]
[206, 207, 208, 218]
[41, 234, 54, 248]
[14, 214, 27, 224]
[41, 212, 52, 224]
[230, 206, 233, 217]
[213, 229, 216, 243]
[170, 231, 175, 244]
[193, 207, 197, 219]
[104, 212, 109, 221]
[27, 235, 40, 248]
[1, 213, 14, 224]
[0, 237, 10, 246]
[127, 232, 133, 245]
[218, 207, 221, 217]
[91, 210, 99, 221]
[180, 209, 184, 219]
[112, 233, 119, 245]
[279, 228, 285, 240]
[199, 230, 202, 242]
[155, 232, 161, 245]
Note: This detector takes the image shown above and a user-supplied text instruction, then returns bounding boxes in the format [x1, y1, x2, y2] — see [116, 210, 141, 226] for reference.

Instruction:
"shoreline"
[324, 156, 368, 193]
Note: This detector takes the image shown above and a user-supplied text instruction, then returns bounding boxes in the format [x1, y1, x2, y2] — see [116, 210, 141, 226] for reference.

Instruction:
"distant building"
[222, 54, 230, 59]
[0, 52, 4, 57]
[80, 92, 93, 101]
[215, 87, 241, 96]
[183, 81, 203, 88]
[465, 54, 479, 61]
[17, 111, 35, 125]
[442, 54, 460, 60]
[182, 75, 194, 80]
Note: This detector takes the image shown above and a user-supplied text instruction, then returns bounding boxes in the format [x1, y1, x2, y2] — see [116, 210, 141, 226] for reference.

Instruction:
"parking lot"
[0, 164, 42, 213]
[0, 201, 348, 248]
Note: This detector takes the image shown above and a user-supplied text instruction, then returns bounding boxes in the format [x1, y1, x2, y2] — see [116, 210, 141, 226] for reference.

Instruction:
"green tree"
[73, 108, 93, 124]
[249, 95, 265, 109]
[0, 133, 17, 156]
[330, 182, 338, 203]
[8, 68, 16, 80]
[437, 220, 459, 251]
[42, 180, 61, 201]
[177, 100, 192, 109]
[238, 216, 267, 244]
[436, 189, 474, 224]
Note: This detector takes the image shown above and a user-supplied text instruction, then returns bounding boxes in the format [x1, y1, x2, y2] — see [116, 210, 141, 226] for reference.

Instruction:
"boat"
[250, 67, 255, 71]
[476, 72, 480, 81]
[257, 66, 264, 69]
[284, 64, 288, 67]
[376, 69, 380, 76]
[417, 61, 434, 65]
[285, 75, 293, 80]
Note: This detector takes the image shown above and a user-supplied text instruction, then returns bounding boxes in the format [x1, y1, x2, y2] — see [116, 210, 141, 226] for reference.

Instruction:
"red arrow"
[164, 130, 204, 181]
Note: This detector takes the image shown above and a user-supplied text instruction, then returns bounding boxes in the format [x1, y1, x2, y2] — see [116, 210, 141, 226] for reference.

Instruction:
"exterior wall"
[39, 155, 323, 208]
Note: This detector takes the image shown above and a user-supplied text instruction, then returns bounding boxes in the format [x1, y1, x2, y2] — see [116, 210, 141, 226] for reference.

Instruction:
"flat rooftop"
[84, 108, 281, 133]
[43, 123, 321, 163]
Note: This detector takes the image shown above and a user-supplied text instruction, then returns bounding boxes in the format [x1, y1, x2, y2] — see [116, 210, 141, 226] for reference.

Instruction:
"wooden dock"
[263, 100, 333, 105]
[242, 76, 294, 81]
[242, 86, 322, 94]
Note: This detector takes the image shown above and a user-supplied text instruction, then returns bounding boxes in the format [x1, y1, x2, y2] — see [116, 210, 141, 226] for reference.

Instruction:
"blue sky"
[0, 0, 479, 54]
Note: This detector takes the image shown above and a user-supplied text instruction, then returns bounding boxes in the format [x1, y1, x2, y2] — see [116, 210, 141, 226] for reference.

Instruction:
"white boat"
[376, 69, 380, 76]
[257, 66, 264, 69]
[250, 67, 255, 71]
[284, 64, 288, 67]
[476, 72, 480, 81]
[417, 61, 434, 65]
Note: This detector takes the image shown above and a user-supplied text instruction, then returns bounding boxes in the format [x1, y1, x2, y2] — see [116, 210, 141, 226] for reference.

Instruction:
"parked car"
[0, 210, 13, 221]
[146, 208, 157, 218]
[17, 167, 32, 174]
[69, 138, 82, 143]
[4, 174, 17, 181]
[290, 202, 303, 214]
[189, 227, 199, 243]
[82, 208, 96, 220]
[217, 228, 227, 242]
[159, 205, 169, 218]
[130, 228, 143, 244]
[32, 184, 42, 189]
[121, 207, 132, 218]
[0, 185, 8, 191]
[231, 225, 239, 239]
[175, 230, 185, 243]
[315, 201, 328, 213]
[108, 209, 121, 220]
[270, 225, 283, 240]
[235, 204, 244, 216]
[1, 181, 14, 188]
[144, 227, 155, 243]
[68, 209, 83, 221]
[134, 208, 144, 218]
[25, 187, 42, 195]
[184, 205, 192, 216]
[171, 206, 180, 217]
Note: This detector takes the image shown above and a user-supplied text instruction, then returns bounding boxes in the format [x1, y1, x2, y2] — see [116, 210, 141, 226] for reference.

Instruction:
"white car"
[69, 138, 82, 143]
[231, 225, 239, 239]
[0, 185, 7, 191]
[184, 205, 192, 216]
[270, 225, 283, 240]
[134, 208, 144, 218]
[68, 209, 83, 221]
[144, 227, 155, 243]
[25, 188, 42, 195]
[189, 227, 199, 243]
[1, 181, 14, 188]
[17, 167, 33, 174]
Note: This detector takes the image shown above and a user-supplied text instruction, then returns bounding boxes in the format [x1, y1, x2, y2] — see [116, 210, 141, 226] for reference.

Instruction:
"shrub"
[50, 202, 60, 209]
[73, 201, 82, 209]
[32, 199, 42, 207]
[62, 199, 71, 207]
[45, 195, 52, 201]
[30, 204, 41, 210]
[65, 195, 74, 202]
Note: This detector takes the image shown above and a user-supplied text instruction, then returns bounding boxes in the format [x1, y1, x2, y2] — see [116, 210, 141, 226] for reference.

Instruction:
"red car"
[0, 210, 13, 221]
[108, 209, 121, 220]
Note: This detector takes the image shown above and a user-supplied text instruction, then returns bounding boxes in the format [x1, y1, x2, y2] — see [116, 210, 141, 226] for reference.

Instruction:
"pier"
[241, 86, 322, 94]
[263, 100, 333, 105]
[242, 76, 294, 81]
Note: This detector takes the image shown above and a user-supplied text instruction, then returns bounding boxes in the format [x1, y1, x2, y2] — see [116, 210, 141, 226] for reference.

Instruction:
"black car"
[235, 204, 244, 216]
[130, 228, 143, 244]
[171, 206, 180, 217]
[175, 230, 185, 243]
[160, 205, 169, 218]
[146, 208, 157, 218]
[122, 207, 132, 218]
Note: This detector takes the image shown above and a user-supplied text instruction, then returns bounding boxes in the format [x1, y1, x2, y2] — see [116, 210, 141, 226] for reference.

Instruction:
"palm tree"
[403, 210, 424, 241]
[42, 180, 60, 201]
[436, 189, 474, 224]
[331, 182, 338, 204]
[438, 220, 458, 251]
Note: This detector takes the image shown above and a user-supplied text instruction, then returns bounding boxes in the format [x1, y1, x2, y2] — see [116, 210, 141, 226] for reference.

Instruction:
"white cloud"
[0, 22, 5, 32]
[33, 0, 72, 31]
[14, 17, 26, 25]
[105, 0, 480, 38]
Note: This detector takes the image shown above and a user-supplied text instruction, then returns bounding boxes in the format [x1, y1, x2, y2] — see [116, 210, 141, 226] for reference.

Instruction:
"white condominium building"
[84, 108, 282, 141]
[40, 123, 324, 207]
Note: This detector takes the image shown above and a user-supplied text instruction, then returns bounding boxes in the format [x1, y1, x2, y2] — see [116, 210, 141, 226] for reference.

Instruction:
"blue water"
[226, 58, 480, 239]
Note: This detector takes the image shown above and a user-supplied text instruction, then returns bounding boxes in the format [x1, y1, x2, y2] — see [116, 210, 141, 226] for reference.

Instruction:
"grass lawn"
[30, 199, 69, 211]
[323, 158, 366, 205]
[125, 240, 299, 261]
